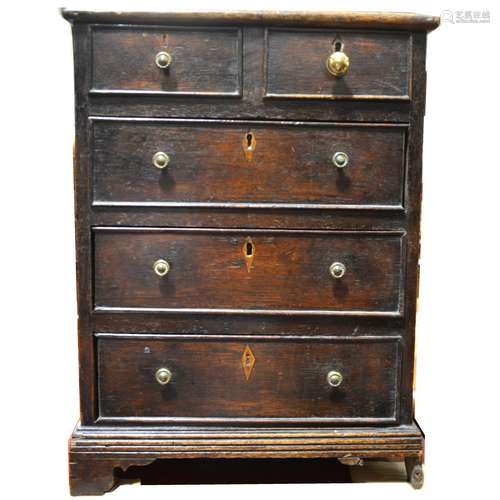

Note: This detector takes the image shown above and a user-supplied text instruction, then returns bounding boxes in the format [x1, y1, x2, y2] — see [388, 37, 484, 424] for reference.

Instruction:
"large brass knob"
[155, 51, 172, 69]
[329, 262, 346, 279]
[326, 50, 350, 77]
[327, 370, 343, 387]
[152, 151, 170, 169]
[155, 368, 172, 385]
[153, 259, 170, 277]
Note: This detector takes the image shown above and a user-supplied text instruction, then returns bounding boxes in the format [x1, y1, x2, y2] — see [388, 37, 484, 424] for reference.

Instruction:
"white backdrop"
[1, 1, 498, 498]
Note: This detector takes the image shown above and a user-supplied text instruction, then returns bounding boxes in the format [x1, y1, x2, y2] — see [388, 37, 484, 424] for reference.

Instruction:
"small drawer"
[93, 228, 404, 316]
[92, 118, 406, 210]
[90, 26, 242, 96]
[96, 335, 400, 423]
[265, 29, 411, 100]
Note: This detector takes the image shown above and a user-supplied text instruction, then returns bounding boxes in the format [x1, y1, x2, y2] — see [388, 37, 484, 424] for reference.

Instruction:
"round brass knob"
[327, 370, 343, 387]
[332, 151, 349, 169]
[153, 259, 170, 277]
[155, 368, 172, 385]
[326, 51, 350, 77]
[329, 262, 346, 279]
[152, 151, 170, 169]
[155, 51, 172, 69]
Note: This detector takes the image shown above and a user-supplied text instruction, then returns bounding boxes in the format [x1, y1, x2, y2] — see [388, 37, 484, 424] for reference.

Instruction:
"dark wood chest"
[62, 9, 439, 494]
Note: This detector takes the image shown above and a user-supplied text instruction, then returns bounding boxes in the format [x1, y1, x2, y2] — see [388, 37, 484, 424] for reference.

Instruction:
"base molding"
[69, 421, 425, 495]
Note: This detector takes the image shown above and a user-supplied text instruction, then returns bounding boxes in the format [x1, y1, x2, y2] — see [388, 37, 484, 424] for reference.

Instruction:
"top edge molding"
[60, 9, 440, 32]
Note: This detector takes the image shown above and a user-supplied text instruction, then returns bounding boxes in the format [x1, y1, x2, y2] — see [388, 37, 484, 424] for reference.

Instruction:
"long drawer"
[92, 119, 406, 210]
[96, 334, 400, 423]
[93, 228, 405, 316]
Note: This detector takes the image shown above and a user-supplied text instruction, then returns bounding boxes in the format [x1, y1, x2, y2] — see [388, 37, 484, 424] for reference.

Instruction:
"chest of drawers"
[62, 9, 439, 494]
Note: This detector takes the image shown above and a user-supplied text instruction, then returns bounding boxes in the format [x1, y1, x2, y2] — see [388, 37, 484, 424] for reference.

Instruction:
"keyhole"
[242, 131, 256, 161]
[246, 241, 253, 257]
[243, 237, 255, 272]
[245, 353, 252, 367]
[245, 132, 256, 150]
[333, 39, 343, 52]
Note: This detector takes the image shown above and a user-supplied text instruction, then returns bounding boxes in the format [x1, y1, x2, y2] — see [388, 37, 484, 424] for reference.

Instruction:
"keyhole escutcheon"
[243, 237, 255, 272]
[242, 131, 257, 161]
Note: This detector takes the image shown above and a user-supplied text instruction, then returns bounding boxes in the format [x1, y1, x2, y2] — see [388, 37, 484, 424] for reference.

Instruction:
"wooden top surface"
[60, 9, 440, 32]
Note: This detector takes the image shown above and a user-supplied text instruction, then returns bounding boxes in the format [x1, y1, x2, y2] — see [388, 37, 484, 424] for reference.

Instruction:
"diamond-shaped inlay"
[241, 345, 256, 380]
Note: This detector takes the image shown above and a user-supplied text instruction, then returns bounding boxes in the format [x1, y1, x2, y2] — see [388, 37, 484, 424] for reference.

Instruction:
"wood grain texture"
[68, 421, 424, 493]
[96, 334, 400, 422]
[91, 26, 242, 96]
[69, 456, 155, 495]
[61, 9, 436, 493]
[70, 23, 96, 426]
[265, 29, 411, 100]
[71, 422, 424, 454]
[86, 26, 413, 123]
[92, 313, 404, 337]
[61, 9, 440, 32]
[92, 118, 406, 209]
[93, 119, 406, 209]
[90, 208, 408, 232]
[93, 228, 404, 315]
[397, 32, 427, 424]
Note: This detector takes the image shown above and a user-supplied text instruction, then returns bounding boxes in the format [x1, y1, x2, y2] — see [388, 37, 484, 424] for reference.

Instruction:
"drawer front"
[92, 119, 406, 209]
[94, 229, 404, 316]
[266, 29, 410, 100]
[91, 26, 242, 96]
[97, 335, 400, 423]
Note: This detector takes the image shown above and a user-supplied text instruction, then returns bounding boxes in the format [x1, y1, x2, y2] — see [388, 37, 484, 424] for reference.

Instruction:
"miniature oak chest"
[62, 9, 439, 494]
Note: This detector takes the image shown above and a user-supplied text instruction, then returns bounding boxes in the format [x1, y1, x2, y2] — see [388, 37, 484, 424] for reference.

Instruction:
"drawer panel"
[265, 29, 411, 100]
[97, 335, 400, 423]
[93, 229, 404, 316]
[91, 26, 242, 96]
[92, 119, 406, 210]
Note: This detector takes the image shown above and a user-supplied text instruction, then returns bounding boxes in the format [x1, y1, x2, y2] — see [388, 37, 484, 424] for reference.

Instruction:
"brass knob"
[326, 50, 350, 77]
[153, 259, 170, 277]
[329, 262, 346, 279]
[152, 151, 170, 169]
[155, 51, 172, 69]
[327, 370, 343, 387]
[332, 152, 349, 169]
[155, 368, 172, 385]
